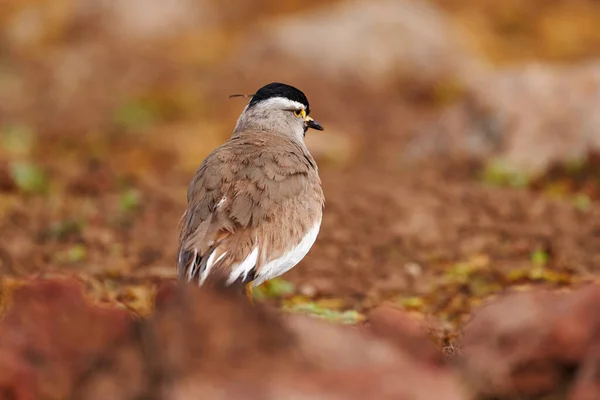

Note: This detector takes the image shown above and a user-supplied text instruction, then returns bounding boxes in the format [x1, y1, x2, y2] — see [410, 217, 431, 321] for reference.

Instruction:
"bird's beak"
[304, 116, 324, 131]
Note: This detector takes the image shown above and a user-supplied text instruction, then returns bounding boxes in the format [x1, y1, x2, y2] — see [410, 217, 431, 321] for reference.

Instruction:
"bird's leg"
[245, 282, 254, 305]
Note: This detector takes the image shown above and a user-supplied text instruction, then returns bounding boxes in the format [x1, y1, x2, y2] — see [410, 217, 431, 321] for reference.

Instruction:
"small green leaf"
[284, 302, 365, 324]
[573, 194, 591, 212]
[334, 310, 366, 324]
[480, 159, 529, 188]
[531, 249, 549, 266]
[10, 161, 48, 194]
[256, 278, 295, 298]
[445, 262, 479, 284]
[119, 189, 141, 214]
[399, 296, 425, 309]
[67, 244, 87, 263]
[114, 100, 159, 131]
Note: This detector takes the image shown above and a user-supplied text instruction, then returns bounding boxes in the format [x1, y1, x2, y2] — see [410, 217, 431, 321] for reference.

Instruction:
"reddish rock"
[148, 283, 301, 378]
[284, 313, 403, 370]
[569, 343, 600, 400]
[461, 285, 600, 399]
[0, 278, 133, 400]
[165, 311, 467, 400]
[184, 365, 466, 400]
[0, 279, 468, 400]
[549, 286, 600, 363]
[367, 303, 444, 365]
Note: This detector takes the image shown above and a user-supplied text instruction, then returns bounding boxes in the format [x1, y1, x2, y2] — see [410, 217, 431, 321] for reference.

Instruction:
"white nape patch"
[226, 247, 259, 285]
[252, 220, 322, 286]
[256, 97, 306, 111]
[199, 249, 228, 285]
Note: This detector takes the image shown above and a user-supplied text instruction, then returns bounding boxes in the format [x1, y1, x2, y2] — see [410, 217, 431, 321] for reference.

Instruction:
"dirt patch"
[2, 82, 599, 331]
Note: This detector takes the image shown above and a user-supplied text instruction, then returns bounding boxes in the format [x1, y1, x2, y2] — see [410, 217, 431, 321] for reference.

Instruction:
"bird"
[177, 82, 325, 302]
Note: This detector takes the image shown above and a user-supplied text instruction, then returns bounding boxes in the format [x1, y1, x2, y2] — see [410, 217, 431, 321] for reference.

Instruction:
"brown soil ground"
[2, 0, 600, 345]
[2, 96, 599, 342]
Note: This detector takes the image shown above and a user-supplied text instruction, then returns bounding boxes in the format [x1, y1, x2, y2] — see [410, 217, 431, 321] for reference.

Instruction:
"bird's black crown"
[247, 82, 311, 114]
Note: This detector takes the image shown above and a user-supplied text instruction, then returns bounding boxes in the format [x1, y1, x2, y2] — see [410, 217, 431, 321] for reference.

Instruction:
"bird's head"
[232, 82, 323, 140]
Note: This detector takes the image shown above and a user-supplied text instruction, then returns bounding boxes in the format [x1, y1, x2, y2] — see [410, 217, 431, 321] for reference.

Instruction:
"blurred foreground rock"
[0, 278, 133, 400]
[367, 303, 446, 365]
[4, 278, 600, 399]
[0, 278, 466, 400]
[461, 284, 600, 400]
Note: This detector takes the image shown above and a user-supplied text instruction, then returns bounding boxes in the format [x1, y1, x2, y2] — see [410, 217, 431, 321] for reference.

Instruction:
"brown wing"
[177, 132, 322, 286]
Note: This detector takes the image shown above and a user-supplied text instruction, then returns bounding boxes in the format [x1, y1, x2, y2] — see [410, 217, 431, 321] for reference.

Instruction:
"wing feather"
[177, 132, 319, 286]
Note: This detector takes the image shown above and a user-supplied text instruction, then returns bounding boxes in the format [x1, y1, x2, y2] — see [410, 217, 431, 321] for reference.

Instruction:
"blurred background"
[2, 0, 600, 325]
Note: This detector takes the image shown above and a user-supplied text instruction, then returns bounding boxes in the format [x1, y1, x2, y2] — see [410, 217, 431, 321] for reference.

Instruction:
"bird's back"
[177, 131, 323, 286]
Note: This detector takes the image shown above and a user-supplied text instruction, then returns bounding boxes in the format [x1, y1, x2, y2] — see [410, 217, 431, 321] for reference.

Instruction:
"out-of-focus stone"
[461, 285, 600, 399]
[548, 285, 600, 363]
[230, 0, 482, 92]
[85, 0, 213, 42]
[367, 303, 444, 365]
[2, 0, 212, 49]
[413, 62, 600, 175]
[0, 278, 468, 400]
[147, 282, 301, 378]
[283, 313, 402, 369]
[0, 278, 134, 399]
[164, 310, 467, 400]
[461, 289, 564, 397]
[569, 343, 600, 400]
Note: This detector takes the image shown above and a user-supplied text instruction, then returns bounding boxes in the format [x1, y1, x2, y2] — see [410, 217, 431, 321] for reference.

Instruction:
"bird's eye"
[293, 109, 306, 118]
